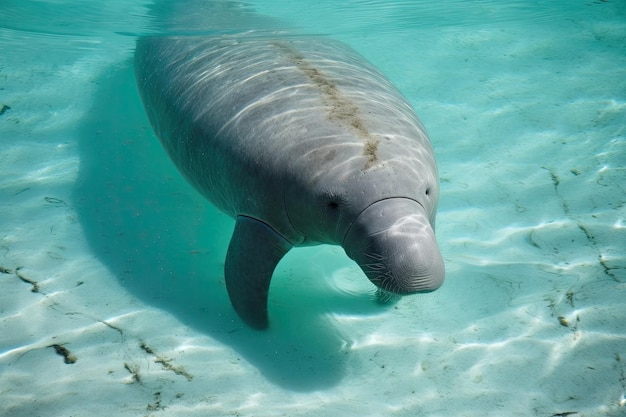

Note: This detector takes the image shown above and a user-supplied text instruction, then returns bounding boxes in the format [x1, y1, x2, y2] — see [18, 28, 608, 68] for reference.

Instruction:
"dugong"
[135, 34, 444, 329]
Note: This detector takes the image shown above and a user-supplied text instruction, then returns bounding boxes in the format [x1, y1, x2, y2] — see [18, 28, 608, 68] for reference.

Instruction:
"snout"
[343, 198, 444, 294]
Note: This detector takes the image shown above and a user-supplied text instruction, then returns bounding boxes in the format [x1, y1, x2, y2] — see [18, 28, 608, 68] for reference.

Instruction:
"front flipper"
[225, 216, 293, 329]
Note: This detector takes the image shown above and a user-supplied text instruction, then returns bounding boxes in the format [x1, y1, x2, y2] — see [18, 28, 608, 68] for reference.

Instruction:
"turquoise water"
[1, 0, 625, 416]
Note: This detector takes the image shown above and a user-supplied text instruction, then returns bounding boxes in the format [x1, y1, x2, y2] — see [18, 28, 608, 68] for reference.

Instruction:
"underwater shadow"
[73, 59, 387, 391]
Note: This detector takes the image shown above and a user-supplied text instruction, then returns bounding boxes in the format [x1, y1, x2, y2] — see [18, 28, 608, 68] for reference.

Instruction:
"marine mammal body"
[135, 34, 444, 329]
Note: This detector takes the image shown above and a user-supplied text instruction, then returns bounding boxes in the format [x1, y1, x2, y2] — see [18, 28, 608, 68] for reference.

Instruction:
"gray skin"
[135, 35, 444, 329]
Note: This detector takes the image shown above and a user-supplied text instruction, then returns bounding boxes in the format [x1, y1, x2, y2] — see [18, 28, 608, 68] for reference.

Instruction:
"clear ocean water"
[1, 0, 625, 416]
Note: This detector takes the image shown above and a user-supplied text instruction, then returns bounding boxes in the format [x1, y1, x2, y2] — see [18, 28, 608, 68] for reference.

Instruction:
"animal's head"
[285, 157, 444, 297]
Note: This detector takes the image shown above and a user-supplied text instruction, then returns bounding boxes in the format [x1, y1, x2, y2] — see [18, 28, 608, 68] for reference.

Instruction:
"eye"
[425, 187, 431, 196]
[319, 189, 347, 212]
